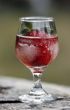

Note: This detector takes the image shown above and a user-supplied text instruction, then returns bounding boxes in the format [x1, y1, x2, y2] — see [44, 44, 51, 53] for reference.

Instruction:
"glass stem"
[29, 67, 48, 96]
[30, 67, 44, 90]
[33, 73, 42, 89]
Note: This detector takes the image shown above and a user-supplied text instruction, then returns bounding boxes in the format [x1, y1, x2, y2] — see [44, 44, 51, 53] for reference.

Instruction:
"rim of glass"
[20, 17, 54, 22]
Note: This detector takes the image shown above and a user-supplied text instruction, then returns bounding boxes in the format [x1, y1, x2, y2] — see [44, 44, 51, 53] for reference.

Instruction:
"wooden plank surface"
[0, 76, 70, 110]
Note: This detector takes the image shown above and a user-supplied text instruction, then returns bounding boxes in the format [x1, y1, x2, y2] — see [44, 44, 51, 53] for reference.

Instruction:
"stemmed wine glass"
[15, 17, 59, 104]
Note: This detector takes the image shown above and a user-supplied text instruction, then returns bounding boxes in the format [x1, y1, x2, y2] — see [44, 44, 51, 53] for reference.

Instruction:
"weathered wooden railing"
[0, 76, 70, 110]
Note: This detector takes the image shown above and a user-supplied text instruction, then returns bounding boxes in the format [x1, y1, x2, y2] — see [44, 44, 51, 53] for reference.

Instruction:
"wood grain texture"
[0, 76, 70, 110]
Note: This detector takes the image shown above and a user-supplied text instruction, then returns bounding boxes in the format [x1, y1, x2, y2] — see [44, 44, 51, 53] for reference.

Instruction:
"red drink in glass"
[16, 35, 59, 68]
[15, 17, 59, 104]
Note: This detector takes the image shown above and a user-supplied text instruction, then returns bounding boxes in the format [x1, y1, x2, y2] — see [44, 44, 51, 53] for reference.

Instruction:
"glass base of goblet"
[19, 84, 56, 104]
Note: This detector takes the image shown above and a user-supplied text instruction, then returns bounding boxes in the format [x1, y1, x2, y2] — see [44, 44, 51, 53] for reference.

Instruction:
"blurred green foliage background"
[0, 0, 70, 85]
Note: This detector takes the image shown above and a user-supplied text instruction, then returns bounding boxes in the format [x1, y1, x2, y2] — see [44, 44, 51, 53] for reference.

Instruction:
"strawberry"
[26, 30, 38, 36]
[26, 30, 48, 37]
